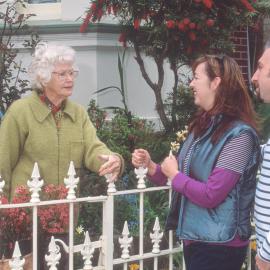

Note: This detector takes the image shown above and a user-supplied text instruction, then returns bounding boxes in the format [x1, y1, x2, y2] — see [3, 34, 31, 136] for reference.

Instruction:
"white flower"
[170, 141, 180, 153]
[76, 225, 84, 234]
[170, 126, 188, 154]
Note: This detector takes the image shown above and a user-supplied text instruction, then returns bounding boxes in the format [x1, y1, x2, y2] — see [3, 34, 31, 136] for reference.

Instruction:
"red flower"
[80, 12, 92, 33]
[0, 183, 70, 257]
[134, 19, 140, 30]
[97, 9, 103, 21]
[38, 184, 69, 233]
[90, 2, 97, 12]
[183, 18, 190, 25]
[0, 186, 32, 256]
[203, 0, 213, 9]
[189, 22, 196, 29]
[240, 0, 256, 12]
[1, 196, 8, 204]
[189, 31, 196, 41]
[166, 20, 175, 29]
[206, 19, 215, 27]
[177, 22, 185, 31]
[80, 22, 88, 33]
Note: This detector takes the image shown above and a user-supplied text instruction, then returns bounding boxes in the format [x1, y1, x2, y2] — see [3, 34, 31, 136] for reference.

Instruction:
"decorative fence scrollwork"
[0, 161, 254, 270]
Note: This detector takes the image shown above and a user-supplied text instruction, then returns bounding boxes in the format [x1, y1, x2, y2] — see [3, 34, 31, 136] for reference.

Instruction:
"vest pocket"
[70, 141, 84, 168]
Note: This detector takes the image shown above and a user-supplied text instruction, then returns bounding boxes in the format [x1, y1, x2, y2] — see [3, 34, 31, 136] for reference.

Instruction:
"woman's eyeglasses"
[52, 70, 79, 81]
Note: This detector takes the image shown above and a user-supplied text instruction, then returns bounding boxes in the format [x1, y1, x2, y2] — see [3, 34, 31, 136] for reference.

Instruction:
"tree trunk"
[170, 61, 179, 132]
[133, 43, 172, 132]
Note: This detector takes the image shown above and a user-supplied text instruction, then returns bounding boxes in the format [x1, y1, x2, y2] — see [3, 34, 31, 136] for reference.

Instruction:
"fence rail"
[0, 161, 254, 270]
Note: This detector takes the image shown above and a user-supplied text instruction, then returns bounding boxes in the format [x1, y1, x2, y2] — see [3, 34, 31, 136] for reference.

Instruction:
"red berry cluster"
[79, 0, 257, 55]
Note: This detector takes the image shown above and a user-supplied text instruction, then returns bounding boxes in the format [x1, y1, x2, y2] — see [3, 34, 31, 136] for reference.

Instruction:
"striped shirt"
[183, 132, 253, 175]
[255, 139, 270, 262]
[216, 132, 253, 173]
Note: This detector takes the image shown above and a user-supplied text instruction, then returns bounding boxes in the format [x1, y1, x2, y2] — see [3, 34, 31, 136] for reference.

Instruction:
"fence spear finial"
[9, 241, 25, 270]
[27, 162, 44, 203]
[150, 217, 164, 254]
[105, 173, 116, 194]
[64, 161, 79, 200]
[81, 231, 95, 269]
[119, 221, 133, 259]
[135, 166, 148, 189]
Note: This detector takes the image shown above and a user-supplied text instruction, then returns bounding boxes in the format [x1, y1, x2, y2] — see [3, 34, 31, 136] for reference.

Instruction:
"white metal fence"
[0, 161, 254, 270]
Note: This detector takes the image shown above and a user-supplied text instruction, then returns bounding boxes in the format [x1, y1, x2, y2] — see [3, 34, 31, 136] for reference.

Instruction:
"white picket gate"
[0, 161, 254, 270]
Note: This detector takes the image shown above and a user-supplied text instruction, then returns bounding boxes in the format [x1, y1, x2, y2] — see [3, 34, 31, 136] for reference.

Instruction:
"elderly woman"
[0, 42, 123, 200]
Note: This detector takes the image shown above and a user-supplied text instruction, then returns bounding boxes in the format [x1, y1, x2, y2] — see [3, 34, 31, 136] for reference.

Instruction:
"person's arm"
[148, 164, 169, 186]
[82, 109, 124, 177]
[0, 109, 26, 199]
[171, 168, 240, 208]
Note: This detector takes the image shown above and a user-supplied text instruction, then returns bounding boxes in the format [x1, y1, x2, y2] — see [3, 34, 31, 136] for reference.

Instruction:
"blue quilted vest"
[166, 115, 260, 243]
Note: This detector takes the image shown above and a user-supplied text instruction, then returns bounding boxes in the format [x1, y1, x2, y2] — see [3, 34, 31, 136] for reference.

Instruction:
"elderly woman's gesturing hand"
[98, 154, 122, 181]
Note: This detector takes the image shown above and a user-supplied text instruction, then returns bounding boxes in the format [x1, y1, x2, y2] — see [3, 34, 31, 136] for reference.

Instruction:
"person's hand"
[256, 254, 270, 270]
[161, 154, 178, 179]
[98, 154, 122, 181]
[132, 149, 156, 176]
[132, 149, 151, 168]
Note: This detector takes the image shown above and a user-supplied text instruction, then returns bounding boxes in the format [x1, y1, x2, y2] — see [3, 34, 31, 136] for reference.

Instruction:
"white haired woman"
[0, 42, 123, 198]
[0, 42, 123, 269]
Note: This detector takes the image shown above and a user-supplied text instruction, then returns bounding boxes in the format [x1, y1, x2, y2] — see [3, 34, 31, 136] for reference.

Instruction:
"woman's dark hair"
[189, 54, 259, 143]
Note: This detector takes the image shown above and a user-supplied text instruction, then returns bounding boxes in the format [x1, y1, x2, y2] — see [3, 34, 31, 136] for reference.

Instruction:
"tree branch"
[134, 42, 157, 90]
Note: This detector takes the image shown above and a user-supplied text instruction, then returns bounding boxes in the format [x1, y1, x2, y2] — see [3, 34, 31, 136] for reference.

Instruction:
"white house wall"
[9, 0, 192, 130]
[14, 28, 176, 129]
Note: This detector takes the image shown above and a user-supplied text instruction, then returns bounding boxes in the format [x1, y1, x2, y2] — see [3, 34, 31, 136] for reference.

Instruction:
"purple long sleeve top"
[149, 164, 249, 247]
[149, 132, 254, 246]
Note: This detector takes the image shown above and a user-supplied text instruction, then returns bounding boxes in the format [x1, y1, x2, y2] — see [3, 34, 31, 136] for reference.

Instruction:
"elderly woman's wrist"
[113, 153, 124, 175]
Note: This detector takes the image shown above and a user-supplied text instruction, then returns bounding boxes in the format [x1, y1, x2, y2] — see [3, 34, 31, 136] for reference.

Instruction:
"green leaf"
[92, 86, 122, 95]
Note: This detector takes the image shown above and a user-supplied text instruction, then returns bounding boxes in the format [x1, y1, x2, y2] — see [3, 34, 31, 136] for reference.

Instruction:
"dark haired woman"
[132, 54, 260, 270]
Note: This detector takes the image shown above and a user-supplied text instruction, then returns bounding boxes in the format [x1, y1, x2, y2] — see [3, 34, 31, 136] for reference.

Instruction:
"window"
[21, 0, 61, 20]
[28, 0, 60, 3]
